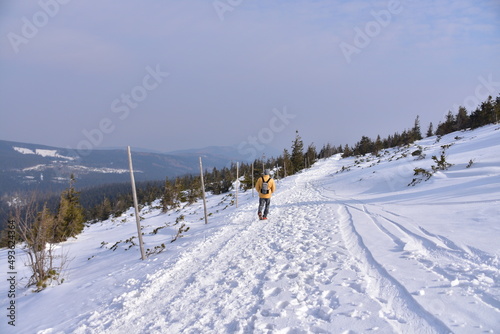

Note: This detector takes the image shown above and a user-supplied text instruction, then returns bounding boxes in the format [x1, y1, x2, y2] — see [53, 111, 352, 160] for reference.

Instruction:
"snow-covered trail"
[67, 160, 471, 334]
[71, 170, 393, 333]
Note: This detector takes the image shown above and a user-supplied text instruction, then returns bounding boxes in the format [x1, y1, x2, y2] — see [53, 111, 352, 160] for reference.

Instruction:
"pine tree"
[402, 129, 412, 146]
[482, 96, 496, 125]
[161, 177, 176, 212]
[219, 167, 234, 193]
[318, 144, 327, 159]
[187, 176, 202, 204]
[436, 111, 455, 135]
[96, 197, 112, 221]
[455, 106, 469, 131]
[305, 143, 317, 168]
[374, 135, 383, 155]
[426, 122, 434, 137]
[343, 144, 353, 157]
[174, 177, 186, 202]
[319, 143, 337, 159]
[354, 136, 373, 156]
[54, 174, 85, 242]
[495, 96, 500, 124]
[282, 148, 292, 177]
[412, 116, 423, 141]
[291, 130, 304, 173]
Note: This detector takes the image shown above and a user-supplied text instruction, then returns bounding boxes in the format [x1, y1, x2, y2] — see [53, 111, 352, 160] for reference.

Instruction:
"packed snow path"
[74, 172, 423, 333]
[70, 154, 498, 333]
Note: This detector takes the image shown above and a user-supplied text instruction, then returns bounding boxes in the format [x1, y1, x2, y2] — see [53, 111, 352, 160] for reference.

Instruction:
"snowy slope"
[13, 147, 75, 160]
[1, 125, 499, 334]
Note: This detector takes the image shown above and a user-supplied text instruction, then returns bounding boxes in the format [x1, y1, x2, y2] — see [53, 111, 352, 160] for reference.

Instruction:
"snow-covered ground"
[1, 125, 499, 334]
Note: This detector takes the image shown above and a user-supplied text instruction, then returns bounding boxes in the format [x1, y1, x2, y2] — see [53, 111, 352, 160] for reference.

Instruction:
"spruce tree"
[187, 176, 202, 204]
[291, 130, 304, 173]
[374, 135, 383, 155]
[161, 177, 176, 212]
[436, 111, 455, 135]
[342, 144, 352, 157]
[412, 116, 423, 141]
[455, 106, 469, 131]
[54, 174, 85, 242]
[282, 148, 292, 177]
[355, 136, 373, 155]
[319, 143, 335, 159]
[305, 143, 317, 168]
[174, 177, 186, 202]
[97, 197, 112, 221]
[426, 122, 434, 137]
[482, 96, 496, 125]
[495, 96, 500, 124]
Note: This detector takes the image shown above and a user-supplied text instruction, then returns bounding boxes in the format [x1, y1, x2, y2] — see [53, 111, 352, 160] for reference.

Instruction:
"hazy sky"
[1, 0, 499, 158]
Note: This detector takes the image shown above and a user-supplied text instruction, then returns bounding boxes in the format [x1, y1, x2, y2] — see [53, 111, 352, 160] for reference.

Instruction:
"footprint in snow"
[264, 287, 282, 298]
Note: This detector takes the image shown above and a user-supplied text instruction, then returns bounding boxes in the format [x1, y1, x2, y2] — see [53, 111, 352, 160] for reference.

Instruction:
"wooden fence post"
[199, 157, 208, 225]
[235, 162, 239, 208]
[127, 146, 146, 260]
[251, 162, 254, 197]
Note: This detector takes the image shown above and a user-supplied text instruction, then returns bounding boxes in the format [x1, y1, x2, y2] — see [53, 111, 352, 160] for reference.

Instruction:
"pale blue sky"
[1, 0, 499, 156]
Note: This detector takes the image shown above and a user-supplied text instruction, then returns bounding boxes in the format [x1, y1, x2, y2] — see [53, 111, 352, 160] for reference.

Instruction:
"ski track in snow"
[312, 154, 500, 332]
[340, 199, 500, 312]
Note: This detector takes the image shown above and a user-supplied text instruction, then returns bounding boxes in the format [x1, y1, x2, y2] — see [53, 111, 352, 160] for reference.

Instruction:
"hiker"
[255, 169, 276, 220]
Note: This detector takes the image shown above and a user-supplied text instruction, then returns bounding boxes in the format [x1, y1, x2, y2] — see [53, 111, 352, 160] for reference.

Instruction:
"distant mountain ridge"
[0, 139, 241, 196]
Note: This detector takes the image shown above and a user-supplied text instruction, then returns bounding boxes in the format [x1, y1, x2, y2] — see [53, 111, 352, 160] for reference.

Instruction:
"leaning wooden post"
[127, 146, 146, 260]
[199, 157, 208, 225]
[235, 162, 239, 208]
[251, 162, 254, 198]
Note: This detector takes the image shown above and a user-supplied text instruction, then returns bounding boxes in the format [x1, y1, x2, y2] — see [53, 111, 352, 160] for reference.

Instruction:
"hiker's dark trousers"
[258, 198, 271, 217]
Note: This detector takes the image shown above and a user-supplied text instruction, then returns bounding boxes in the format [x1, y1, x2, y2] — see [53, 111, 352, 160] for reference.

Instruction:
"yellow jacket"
[255, 175, 276, 199]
